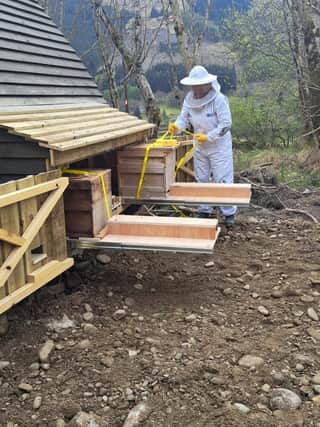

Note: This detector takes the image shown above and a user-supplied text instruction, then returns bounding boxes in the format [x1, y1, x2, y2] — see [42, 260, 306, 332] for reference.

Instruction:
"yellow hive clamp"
[61, 168, 111, 220]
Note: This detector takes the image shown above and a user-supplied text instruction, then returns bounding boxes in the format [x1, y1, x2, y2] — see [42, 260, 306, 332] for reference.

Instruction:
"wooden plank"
[0, 96, 104, 107]
[0, 72, 98, 88]
[0, 41, 78, 61]
[0, 85, 101, 97]
[0, 178, 65, 209]
[0, 228, 25, 246]
[169, 183, 252, 199]
[0, 49, 86, 69]
[0, 257, 74, 315]
[0, 181, 25, 293]
[44, 170, 67, 261]
[0, 30, 75, 52]
[106, 215, 217, 239]
[0, 19, 68, 44]
[51, 131, 151, 166]
[29, 114, 136, 137]
[14, 0, 44, 11]
[51, 124, 154, 151]
[0, 60, 93, 78]
[31, 253, 47, 265]
[0, 11, 64, 36]
[1, 5, 56, 28]
[45, 118, 146, 144]
[0, 106, 113, 124]
[17, 175, 40, 275]
[0, 178, 68, 289]
[0, 103, 107, 114]
[0, 4, 58, 27]
[1, 0, 52, 19]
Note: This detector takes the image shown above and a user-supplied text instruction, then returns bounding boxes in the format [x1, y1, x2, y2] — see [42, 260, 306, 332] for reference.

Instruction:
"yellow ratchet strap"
[136, 131, 178, 199]
[174, 129, 199, 178]
[61, 168, 111, 220]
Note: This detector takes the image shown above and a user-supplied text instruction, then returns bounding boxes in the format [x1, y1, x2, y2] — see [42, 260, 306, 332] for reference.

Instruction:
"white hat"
[180, 65, 217, 86]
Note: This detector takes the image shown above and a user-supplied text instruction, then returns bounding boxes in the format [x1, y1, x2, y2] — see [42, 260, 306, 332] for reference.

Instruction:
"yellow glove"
[195, 133, 207, 143]
[168, 123, 179, 135]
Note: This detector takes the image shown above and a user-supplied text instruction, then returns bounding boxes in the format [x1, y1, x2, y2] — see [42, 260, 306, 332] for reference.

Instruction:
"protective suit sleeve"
[174, 101, 190, 132]
[207, 94, 232, 142]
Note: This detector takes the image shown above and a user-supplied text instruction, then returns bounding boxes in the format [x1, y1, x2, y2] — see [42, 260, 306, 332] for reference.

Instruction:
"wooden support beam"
[0, 178, 69, 289]
[0, 228, 25, 246]
[0, 258, 74, 315]
[0, 178, 68, 208]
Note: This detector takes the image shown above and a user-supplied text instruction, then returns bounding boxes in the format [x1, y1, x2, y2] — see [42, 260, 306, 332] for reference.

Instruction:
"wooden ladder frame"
[0, 178, 73, 314]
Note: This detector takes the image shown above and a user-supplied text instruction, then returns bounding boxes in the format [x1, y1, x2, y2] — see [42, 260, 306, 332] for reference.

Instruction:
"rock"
[271, 290, 283, 298]
[61, 402, 81, 420]
[96, 253, 111, 264]
[238, 355, 264, 368]
[83, 323, 98, 335]
[205, 261, 214, 268]
[18, 383, 33, 393]
[56, 420, 66, 427]
[125, 297, 135, 306]
[47, 315, 75, 333]
[312, 373, 320, 385]
[123, 402, 152, 427]
[100, 356, 114, 368]
[258, 306, 269, 316]
[314, 385, 320, 394]
[0, 361, 10, 370]
[300, 295, 314, 303]
[134, 283, 143, 290]
[77, 339, 91, 350]
[69, 411, 108, 427]
[262, 384, 271, 393]
[84, 304, 92, 312]
[307, 307, 319, 321]
[83, 312, 94, 322]
[0, 314, 9, 336]
[185, 314, 197, 322]
[310, 276, 320, 286]
[307, 328, 320, 341]
[270, 388, 302, 410]
[113, 309, 127, 320]
[272, 372, 285, 385]
[233, 403, 250, 414]
[29, 362, 40, 372]
[39, 340, 55, 363]
[33, 396, 42, 410]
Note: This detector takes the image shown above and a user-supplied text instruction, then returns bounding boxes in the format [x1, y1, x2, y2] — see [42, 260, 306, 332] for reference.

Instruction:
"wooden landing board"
[72, 215, 220, 254]
[123, 183, 252, 207]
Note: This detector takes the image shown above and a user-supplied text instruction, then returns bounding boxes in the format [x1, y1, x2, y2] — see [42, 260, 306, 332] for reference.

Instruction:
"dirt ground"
[0, 187, 320, 427]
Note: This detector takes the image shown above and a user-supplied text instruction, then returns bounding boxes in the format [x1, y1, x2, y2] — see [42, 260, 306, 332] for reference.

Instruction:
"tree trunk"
[135, 69, 160, 137]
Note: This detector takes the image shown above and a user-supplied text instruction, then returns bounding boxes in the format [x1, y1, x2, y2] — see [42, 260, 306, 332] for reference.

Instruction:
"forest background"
[39, 0, 320, 188]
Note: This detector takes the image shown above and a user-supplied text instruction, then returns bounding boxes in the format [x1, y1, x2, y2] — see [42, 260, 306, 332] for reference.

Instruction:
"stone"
[125, 297, 135, 306]
[134, 283, 143, 290]
[270, 388, 302, 410]
[300, 295, 314, 303]
[307, 328, 320, 341]
[262, 384, 271, 392]
[258, 306, 269, 316]
[185, 314, 197, 322]
[0, 314, 9, 336]
[312, 373, 320, 385]
[61, 402, 81, 420]
[69, 411, 108, 427]
[47, 315, 75, 333]
[18, 383, 33, 393]
[122, 402, 151, 427]
[83, 312, 94, 322]
[307, 307, 319, 321]
[238, 355, 264, 368]
[233, 403, 250, 414]
[56, 420, 66, 427]
[205, 261, 214, 268]
[96, 253, 111, 264]
[101, 356, 114, 368]
[83, 323, 98, 335]
[39, 340, 55, 363]
[33, 396, 42, 410]
[84, 304, 92, 312]
[113, 309, 127, 320]
[0, 361, 10, 370]
[77, 339, 91, 350]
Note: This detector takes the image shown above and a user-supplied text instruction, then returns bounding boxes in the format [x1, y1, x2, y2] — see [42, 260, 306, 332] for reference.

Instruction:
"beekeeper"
[168, 65, 237, 227]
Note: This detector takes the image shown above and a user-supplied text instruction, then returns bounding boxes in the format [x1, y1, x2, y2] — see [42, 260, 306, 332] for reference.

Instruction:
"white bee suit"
[175, 82, 237, 217]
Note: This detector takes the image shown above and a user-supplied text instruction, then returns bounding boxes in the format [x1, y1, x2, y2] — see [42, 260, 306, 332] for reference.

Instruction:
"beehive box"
[63, 169, 112, 238]
[117, 143, 177, 199]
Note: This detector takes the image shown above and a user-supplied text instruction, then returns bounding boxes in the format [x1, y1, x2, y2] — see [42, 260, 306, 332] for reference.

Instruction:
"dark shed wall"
[0, 0, 105, 106]
[0, 128, 49, 182]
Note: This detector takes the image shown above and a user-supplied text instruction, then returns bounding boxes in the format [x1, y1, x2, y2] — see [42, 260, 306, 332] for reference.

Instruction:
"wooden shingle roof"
[0, 0, 104, 105]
